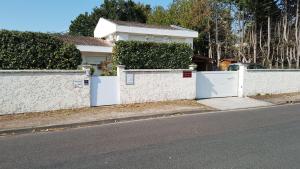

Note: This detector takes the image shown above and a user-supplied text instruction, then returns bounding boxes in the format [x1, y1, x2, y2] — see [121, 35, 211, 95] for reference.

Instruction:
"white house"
[59, 18, 199, 75]
[94, 18, 198, 46]
[58, 35, 113, 76]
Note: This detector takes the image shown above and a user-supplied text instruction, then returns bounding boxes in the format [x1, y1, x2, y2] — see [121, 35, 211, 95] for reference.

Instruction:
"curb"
[2, 101, 300, 137]
[0, 109, 211, 136]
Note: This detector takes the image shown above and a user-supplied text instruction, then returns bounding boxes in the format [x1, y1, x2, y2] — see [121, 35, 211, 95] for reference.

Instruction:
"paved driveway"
[197, 97, 273, 110]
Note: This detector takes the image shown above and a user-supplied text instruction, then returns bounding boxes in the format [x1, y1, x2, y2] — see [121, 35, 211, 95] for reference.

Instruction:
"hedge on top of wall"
[112, 41, 193, 69]
[0, 30, 82, 70]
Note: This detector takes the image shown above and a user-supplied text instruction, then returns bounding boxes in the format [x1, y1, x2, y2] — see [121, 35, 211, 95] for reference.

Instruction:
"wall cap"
[247, 69, 300, 72]
[117, 65, 126, 68]
[122, 69, 195, 72]
[0, 70, 85, 74]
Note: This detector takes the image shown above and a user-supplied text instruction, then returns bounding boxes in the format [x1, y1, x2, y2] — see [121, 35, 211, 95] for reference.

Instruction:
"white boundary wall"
[0, 70, 90, 115]
[243, 69, 300, 96]
[117, 66, 196, 104]
[6, 67, 300, 115]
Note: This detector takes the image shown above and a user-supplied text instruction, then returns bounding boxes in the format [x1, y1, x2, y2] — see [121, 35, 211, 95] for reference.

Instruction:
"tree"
[69, 13, 94, 36]
[228, 0, 300, 69]
[148, 0, 211, 29]
[147, 0, 213, 55]
[69, 0, 151, 36]
[147, 6, 171, 26]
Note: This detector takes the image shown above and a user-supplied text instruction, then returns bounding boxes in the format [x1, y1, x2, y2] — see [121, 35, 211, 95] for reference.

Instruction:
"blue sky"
[0, 0, 172, 33]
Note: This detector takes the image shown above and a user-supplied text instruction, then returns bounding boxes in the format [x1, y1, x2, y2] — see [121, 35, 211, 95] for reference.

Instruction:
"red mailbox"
[183, 71, 192, 78]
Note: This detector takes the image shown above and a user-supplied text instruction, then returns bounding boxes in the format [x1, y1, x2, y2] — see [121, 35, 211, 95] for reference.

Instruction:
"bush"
[112, 41, 193, 69]
[0, 30, 82, 69]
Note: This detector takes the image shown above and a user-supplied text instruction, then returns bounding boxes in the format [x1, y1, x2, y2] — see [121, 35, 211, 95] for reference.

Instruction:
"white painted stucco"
[94, 18, 117, 38]
[243, 70, 300, 96]
[76, 45, 113, 53]
[94, 18, 198, 40]
[116, 33, 129, 41]
[0, 70, 90, 115]
[116, 25, 198, 38]
[117, 66, 196, 104]
[116, 33, 194, 46]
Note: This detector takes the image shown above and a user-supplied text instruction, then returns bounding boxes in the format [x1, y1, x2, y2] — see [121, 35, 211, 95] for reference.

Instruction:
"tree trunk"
[267, 16, 271, 67]
[296, 0, 300, 68]
[281, 47, 285, 69]
[253, 24, 257, 64]
[288, 47, 293, 69]
[208, 32, 213, 59]
[215, 16, 221, 68]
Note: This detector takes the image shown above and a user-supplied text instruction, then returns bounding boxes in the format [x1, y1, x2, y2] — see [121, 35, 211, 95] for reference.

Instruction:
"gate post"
[238, 65, 246, 97]
[117, 65, 125, 76]
[81, 65, 92, 76]
[116, 65, 125, 104]
[81, 65, 92, 106]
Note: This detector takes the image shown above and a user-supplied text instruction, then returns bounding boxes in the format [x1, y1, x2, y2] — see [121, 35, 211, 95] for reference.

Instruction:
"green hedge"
[0, 30, 82, 69]
[112, 41, 193, 69]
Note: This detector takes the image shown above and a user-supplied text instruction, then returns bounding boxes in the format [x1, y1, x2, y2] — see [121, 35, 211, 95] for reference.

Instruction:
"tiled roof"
[109, 20, 180, 30]
[57, 35, 112, 47]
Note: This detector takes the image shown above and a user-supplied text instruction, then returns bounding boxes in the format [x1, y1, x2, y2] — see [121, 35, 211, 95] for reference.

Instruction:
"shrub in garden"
[0, 30, 82, 69]
[112, 41, 193, 69]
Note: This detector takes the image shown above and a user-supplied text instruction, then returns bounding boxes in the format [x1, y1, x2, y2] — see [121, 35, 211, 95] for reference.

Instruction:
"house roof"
[108, 20, 180, 30]
[57, 35, 112, 47]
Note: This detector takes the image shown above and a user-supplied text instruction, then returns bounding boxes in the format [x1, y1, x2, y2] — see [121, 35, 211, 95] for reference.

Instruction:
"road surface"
[1, 104, 300, 169]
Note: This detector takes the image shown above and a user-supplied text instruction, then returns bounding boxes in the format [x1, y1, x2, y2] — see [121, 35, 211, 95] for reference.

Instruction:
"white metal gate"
[196, 71, 239, 99]
[90, 76, 119, 106]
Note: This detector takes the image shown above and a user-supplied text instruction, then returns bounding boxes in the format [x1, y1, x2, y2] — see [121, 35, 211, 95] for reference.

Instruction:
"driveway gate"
[196, 71, 239, 99]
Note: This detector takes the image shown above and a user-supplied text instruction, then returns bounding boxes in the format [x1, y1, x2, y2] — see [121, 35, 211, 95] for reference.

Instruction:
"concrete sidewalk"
[0, 100, 213, 135]
[251, 92, 300, 104]
[197, 97, 273, 110]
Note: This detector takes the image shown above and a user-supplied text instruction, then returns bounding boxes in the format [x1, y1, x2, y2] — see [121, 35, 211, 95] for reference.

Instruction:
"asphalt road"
[1, 104, 300, 169]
